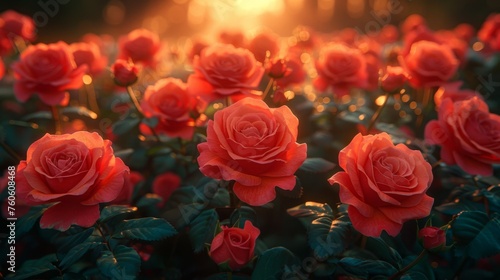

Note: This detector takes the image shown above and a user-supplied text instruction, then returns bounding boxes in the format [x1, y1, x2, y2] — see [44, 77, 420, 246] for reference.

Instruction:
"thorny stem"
[366, 92, 391, 134]
[388, 250, 427, 280]
[262, 78, 275, 100]
[416, 87, 433, 130]
[86, 80, 101, 115]
[51, 106, 62, 135]
[126, 86, 144, 116]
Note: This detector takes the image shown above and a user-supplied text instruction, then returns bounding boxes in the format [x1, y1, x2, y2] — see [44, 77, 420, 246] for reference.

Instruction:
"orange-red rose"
[140, 77, 200, 140]
[418, 226, 446, 251]
[425, 97, 500, 176]
[152, 172, 181, 207]
[400, 40, 458, 88]
[313, 43, 367, 97]
[478, 14, 500, 51]
[12, 42, 86, 106]
[70, 42, 108, 76]
[0, 10, 36, 42]
[187, 44, 264, 103]
[118, 28, 161, 67]
[328, 133, 434, 237]
[197, 98, 307, 206]
[433, 81, 483, 108]
[111, 59, 139, 87]
[380, 66, 407, 92]
[209, 221, 260, 270]
[16, 132, 129, 231]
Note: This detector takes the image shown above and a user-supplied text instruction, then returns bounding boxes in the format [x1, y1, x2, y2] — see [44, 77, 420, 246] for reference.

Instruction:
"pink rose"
[209, 221, 260, 270]
[70, 42, 108, 76]
[425, 97, 500, 176]
[247, 29, 280, 62]
[478, 14, 500, 51]
[197, 98, 307, 206]
[313, 43, 367, 97]
[187, 44, 264, 103]
[112, 171, 144, 204]
[433, 81, 483, 108]
[111, 59, 139, 87]
[118, 28, 161, 67]
[418, 226, 446, 251]
[140, 78, 200, 140]
[400, 40, 458, 88]
[328, 133, 434, 237]
[12, 42, 87, 106]
[16, 132, 129, 231]
[152, 172, 181, 207]
[0, 10, 36, 42]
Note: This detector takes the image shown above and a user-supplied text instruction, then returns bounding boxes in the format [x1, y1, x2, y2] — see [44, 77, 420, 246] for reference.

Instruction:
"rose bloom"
[187, 44, 264, 103]
[433, 81, 483, 108]
[401, 14, 427, 35]
[118, 28, 161, 67]
[218, 29, 246, 48]
[186, 37, 209, 63]
[0, 10, 36, 42]
[313, 43, 368, 97]
[70, 42, 108, 76]
[418, 226, 446, 251]
[328, 133, 434, 237]
[16, 131, 129, 231]
[197, 98, 307, 206]
[378, 25, 399, 44]
[478, 14, 500, 51]
[210, 221, 260, 270]
[275, 55, 306, 89]
[0, 58, 4, 80]
[380, 66, 408, 92]
[111, 59, 139, 87]
[401, 40, 459, 88]
[247, 29, 280, 62]
[112, 171, 144, 204]
[12, 41, 87, 106]
[140, 78, 200, 140]
[454, 23, 475, 43]
[425, 97, 500, 176]
[401, 26, 439, 56]
[152, 172, 181, 207]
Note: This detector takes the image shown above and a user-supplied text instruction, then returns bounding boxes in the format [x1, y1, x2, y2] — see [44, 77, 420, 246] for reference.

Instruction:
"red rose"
[152, 172, 181, 207]
[209, 221, 260, 270]
[401, 14, 427, 35]
[197, 98, 307, 206]
[275, 55, 306, 89]
[380, 66, 408, 92]
[12, 42, 86, 106]
[16, 132, 129, 230]
[313, 43, 367, 97]
[454, 23, 475, 43]
[187, 44, 264, 103]
[378, 25, 399, 44]
[400, 40, 458, 89]
[433, 81, 483, 108]
[0, 58, 4, 80]
[265, 57, 292, 79]
[401, 26, 439, 56]
[140, 78, 200, 140]
[187, 37, 209, 63]
[112, 171, 144, 204]
[218, 29, 247, 48]
[247, 29, 280, 62]
[0, 10, 36, 42]
[111, 59, 139, 87]
[118, 28, 161, 67]
[478, 14, 500, 51]
[328, 133, 434, 237]
[70, 42, 108, 76]
[425, 97, 500, 176]
[418, 226, 446, 251]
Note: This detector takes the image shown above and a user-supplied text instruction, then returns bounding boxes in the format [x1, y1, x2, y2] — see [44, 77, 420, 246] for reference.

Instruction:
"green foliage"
[6, 254, 59, 280]
[251, 247, 301, 280]
[97, 245, 141, 279]
[188, 209, 219, 253]
[112, 217, 177, 241]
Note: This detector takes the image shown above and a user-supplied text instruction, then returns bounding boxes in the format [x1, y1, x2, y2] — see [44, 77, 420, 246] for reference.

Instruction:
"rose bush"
[328, 133, 434, 237]
[197, 98, 307, 206]
[418, 226, 446, 251]
[15, 131, 129, 230]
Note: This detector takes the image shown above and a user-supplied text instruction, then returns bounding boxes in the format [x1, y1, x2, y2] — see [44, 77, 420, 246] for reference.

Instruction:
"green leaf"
[60, 106, 98, 119]
[99, 205, 138, 222]
[112, 117, 140, 136]
[287, 202, 334, 219]
[142, 116, 159, 128]
[230, 206, 257, 228]
[401, 271, 429, 280]
[56, 227, 95, 254]
[6, 254, 58, 280]
[365, 238, 403, 268]
[97, 245, 141, 279]
[338, 257, 398, 278]
[152, 154, 176, 174]
[205, 273, 251, 280]
[15, 205, 48, 237]
[251, 247, 301, 280]
[21, 111, 52, 121]
[112, 217, 177, 241]
[299, 158, 336, 173]
[189, 209, 219, 253]
[308, 212, 353, 260]
[136, 193, 163, 208]
[59, 242, 103, 270]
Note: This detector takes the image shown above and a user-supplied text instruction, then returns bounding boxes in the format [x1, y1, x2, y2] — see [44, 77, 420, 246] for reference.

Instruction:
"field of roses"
[1, 7, 500, 280]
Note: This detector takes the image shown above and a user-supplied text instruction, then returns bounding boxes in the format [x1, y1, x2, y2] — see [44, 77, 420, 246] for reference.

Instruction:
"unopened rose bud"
[111, 59, 139, 87]
[418, 226, 446, 251]
[380, 66, 407, 92]
[266, 58, 291, 79]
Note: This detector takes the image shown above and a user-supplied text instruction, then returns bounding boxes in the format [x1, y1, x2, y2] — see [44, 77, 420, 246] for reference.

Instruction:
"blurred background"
[1, 0, 499, 42]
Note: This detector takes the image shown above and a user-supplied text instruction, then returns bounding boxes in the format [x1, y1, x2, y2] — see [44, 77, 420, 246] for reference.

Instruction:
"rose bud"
[380, 66, 408, 92]
[111, 59, 139, 87]
[266, 57, 292, 79]
[209, 221, 260, 270]
[418, 226, 446, 251]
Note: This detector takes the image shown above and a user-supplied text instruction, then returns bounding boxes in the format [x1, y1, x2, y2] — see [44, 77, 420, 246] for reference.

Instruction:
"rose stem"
[366, 92, 391, 134]
[0, 140, 22, 162]
[126, 86, 144, 116]
[224, 96, 232, 108]
[262, 78, 275, 101]
[388, 250, 427, 280]
[85, 78, 100, 115]
[51, 105, 62, 135]
[416, 87, 433, 130]
[360, 235, 368, 250]
[431, 160, 442, 169]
